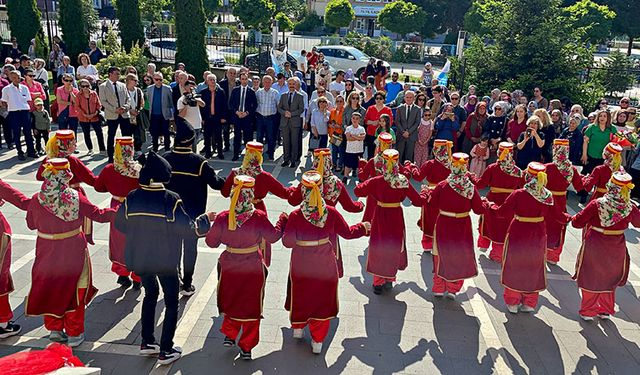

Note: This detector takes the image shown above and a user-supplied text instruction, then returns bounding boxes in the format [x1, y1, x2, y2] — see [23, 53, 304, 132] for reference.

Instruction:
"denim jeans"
[331, 142, 345, 168]
[256, 114, 276, 157]
[8, 110, 35, 156]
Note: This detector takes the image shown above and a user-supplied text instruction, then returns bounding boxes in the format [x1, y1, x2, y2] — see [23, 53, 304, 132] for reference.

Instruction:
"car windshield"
[343, 47, 368, 60]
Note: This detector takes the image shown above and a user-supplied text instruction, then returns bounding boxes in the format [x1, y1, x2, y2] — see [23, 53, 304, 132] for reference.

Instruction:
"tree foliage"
[607, 0, 640, 56]
[232, 0, 275, 29]
[564, 0, 616, 44]
[116, 0, 145, 52]
[592, 50, 637, 94]
[378, 1, 426, 36]
[6, 0, 44, 55]
[324, 0, 355, 29]
[174, 0, 209, 76]
[294, 10, 323, 32]
[96, 44, 149, 81]
[407, 0, 469, 38]
[136, 0, 172, 21]
[273, 0, 306, 21]
[59, 0, 97, 62]
[275, 12, 294, 32]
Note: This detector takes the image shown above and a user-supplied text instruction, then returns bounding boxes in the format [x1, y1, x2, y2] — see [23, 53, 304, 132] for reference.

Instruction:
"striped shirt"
[255, 87, 280, 116]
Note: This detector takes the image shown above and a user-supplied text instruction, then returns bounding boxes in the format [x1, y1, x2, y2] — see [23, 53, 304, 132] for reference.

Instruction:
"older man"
[218, 68, 238, 152]
[277, 78, 304, 167]
[229, 73, 257, 161]
[255, 75, 280, 160]
[147, 72, 174, 152]
[99, 66, 132, 163]
[395, 90, 421, 163]
[200, 74, 228, 159]
[1, 70, 36, 159]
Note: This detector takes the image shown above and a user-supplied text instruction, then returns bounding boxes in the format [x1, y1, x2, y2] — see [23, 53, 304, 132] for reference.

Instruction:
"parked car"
[147, 38, 226, 67]
[315, 46, 391, 82]
[244, 50, 298, 74]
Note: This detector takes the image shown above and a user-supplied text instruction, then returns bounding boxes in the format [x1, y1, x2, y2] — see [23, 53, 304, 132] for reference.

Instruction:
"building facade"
[307, 0, 394, 37]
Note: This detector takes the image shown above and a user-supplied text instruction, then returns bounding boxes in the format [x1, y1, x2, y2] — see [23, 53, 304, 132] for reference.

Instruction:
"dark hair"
[277, 73, 285, 79]
[379, 114, 391, 132]
[108, 66, 120, 74]
[480, 134, 490, 142]
[24, 68, 34, 75]
[19, 54, 30, 61]
[375, 91, 386, 100]
[186, 80, 196, 86]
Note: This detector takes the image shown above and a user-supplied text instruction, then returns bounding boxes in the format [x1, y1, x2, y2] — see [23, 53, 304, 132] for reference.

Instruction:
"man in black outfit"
[228, 72, 257, 161]
[115, 151, 211, 365]
[163, 122, 225, 296]
[218, 67, 238, 152]
[199, 73, 228, 159]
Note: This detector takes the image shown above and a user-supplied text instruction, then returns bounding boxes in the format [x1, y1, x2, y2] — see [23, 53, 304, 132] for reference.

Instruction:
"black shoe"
[223, 336, 236, 347]
[281, 161, 290, 167]
[289, 161, 298, 168]
[383, 281, 393, 290]
[341, 177, 348, 184]
[579, 196, 587, 204]
[27, 153, 38, 158]
[117, 275, 132, 288]
[240, 349, 252, 360]
[139, 342, 161, 356]
[223, 146, 230, 152]
[0, 321, 21, 339]
[132, 281, 142, 290]
[232, 155, 240, 161]
[180, 284, 196, 297]
[373, 285, 383, 295]
[158, 347, 182, 365]
[17, 154, 26, 161]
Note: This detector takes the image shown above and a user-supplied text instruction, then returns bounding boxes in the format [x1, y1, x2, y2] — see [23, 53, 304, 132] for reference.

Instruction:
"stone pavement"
[1, 129, 640, 375]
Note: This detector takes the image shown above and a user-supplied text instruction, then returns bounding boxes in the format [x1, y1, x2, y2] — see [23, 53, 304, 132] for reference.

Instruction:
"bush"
[391, 44, 422, 63]
[96, 44, 150, 81]
[294, 11, 323, 32]
[344, 32, 392, 61]
[175, 0, 209, 77]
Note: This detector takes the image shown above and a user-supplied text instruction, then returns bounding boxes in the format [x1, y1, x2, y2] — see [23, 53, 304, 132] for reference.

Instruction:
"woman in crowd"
[484, 102, 508, 162]
[580, 110, 617, 203]
[506, 104, 528, 144]
[560, 115, 584, 165]
[364, 92, 393, 159]
[595, 98, 609, 112]
[33, 59, 50, 110]
[75, 79, 106, 155]
[550, 109, 565, 138]
[310, 97, 330, 149]
[23, 68, 46, 114]
[125, 73, 148, 153]
[376, 113, 395, 142]
[48, 43, 64, 84]
[56, 56, 75, 86]
[283, 171, 369, 354]
[527, 101, 537, 117]
[374, 60, 387, 91]
[582, 142, 623, 205]
[569, 104, 589, 130]
[75, 53, 99, 88]
[329, 95, 346, 172]
[343, 91, 366, 128]
[56, 73, 79, 135]
[415, 93, 428, 112]
[413, 108, 433, 168]
[361, 84, 376, 110]
[462, 101, 487, 154]
[612, 110, 628, 133]
[434, 103, 460, 143]
[516, 115, 545, 170]
[464, 95, 478, 116]
[342, 79, 356, 99]
[206, 175, 287, 360]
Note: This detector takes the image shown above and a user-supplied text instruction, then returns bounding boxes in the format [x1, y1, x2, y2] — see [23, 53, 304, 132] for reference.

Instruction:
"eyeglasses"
[80, 85, 90, 88]
[154, 78, 162, 81]
[350, 97, 359, 100]
[63, 79, 72, 82]
[451, 97, 459, 101]
[621, 100, 629, 104]
[317, 91, 325, 94]
[495, 108, 503, 111]
[417, 98, 426, 102]
[365, 87, 372, 90]
[26, 74, 35, 77]
[336, 100, 344, 103]
[375, 97, 384, 101]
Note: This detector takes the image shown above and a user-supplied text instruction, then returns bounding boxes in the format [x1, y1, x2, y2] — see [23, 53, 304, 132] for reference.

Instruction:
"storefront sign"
[353, 5, 384, 17]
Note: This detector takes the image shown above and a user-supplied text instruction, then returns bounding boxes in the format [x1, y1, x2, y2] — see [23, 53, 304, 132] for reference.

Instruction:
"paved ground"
[1, 128, 640, 375]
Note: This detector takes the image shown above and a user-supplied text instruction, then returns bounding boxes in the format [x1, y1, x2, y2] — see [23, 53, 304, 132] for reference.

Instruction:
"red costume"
[572, 172, 640, 320]
[283, 171, 368, 352]
[205, 175, 287, 356]
[26, 159, 115, 341]
[0, 180, 30, 327]
[429, 153, 484, 297]
[94, 137, 140, 283]
[582, 142, 623, 204]
[492, 163, 568, 312]
[475, 142, 524, 262]
[544, 139, 584, 263]
[409, 139, 452, 251]
[221, 142, 290, 267]
[354, 149, 425, 289]
[37, 130, 97, 244]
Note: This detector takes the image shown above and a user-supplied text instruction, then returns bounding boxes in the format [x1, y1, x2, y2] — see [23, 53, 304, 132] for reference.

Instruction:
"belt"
[514, 215, 544, 223]
[596, 187, 607, 193]
[112, 195, 125, 202]
[226, 244, 260, 254]
[295, 238, 330, 247]
[377, 201, 401, 208]
[549, 190, 567, 196]
[37, 226, 82, 240]
[439, 210, 470, 218]
[252, 198, 263, 204]
[591, 227, 624, 235]
[490, 187, 514, 194]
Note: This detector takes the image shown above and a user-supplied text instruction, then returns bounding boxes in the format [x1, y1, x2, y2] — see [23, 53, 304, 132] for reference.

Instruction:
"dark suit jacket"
[199, 86, 228, 122]
[172, 84, 184, 112]
[277, 91, 304, 128]
[218, 78, 238, 104]
[228, 85, 257, 122]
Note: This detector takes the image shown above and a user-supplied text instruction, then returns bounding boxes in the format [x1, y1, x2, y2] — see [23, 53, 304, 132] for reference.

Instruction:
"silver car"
[148, 38, 226, 67]
[315, 45, 390, 81]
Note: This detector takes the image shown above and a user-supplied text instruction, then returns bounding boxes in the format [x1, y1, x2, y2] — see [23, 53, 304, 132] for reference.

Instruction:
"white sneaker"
[507, 305, 520, 314]
[292, 328, 303, 339]
[311, 340, 322, 354]
[478, 247, 488, 252]
[580, 315, 594, 321]
[598, 314, 611, 320]
[520, 305, 535, 313]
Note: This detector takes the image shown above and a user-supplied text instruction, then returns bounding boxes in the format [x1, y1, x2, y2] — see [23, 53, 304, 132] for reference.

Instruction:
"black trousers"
[222, 121, 230, 151]
[233, 117, 254, 156]
[203, 116, 223, 158]
[33, 128, 49, 152]
[107, 116, 132, 161]
[0, 115, 12, 148]
[141, 272, 179, 352]
[150, 114, 170, 152]
[181, 235, 198, 288]
[79, 121, 106, 152]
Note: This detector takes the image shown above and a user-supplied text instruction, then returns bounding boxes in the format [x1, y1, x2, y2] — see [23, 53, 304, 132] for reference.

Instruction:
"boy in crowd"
[343, 112, 366, 183]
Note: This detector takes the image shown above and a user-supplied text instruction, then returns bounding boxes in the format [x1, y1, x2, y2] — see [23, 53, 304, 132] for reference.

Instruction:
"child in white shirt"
[343, 112, 366, 183]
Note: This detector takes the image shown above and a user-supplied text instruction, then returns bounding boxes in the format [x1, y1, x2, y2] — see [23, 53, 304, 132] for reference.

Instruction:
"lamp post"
[43, 0, 53, 51]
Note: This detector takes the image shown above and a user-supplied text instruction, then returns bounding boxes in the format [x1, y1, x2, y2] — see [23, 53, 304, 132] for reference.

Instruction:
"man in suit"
[171, 71, 188, 130]
[228, 72, 257, 161]
[199, 73, 228, 159]
[395, 90, 421, 163]
[146, 72, 174, 152]
[277, 78, 304, 167]
[99, 66, 132, 163]
[218, 68, 238, 152]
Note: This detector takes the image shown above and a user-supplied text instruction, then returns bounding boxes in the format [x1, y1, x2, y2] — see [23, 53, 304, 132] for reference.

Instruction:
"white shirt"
[345, 125, 366, 154]
[1, 83, 31, 111]
[177, 97, 202, 130]
[77, 64, 99, 81]
[329, 80, 345, 94]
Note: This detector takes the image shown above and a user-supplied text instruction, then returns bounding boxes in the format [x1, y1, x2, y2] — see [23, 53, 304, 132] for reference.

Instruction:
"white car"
[147, 38, 226, 67]
[315, 46, 390, 81]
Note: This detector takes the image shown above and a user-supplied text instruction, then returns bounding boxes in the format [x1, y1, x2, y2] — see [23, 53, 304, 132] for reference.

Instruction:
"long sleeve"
[281, 212, 299, 249]
[570, 167, 584, 192]
[492, 191, 517, 219]
[79, 194, 115, 223]
[353, 178, 373, 198]
[0, 179, 31, 211]
[629, 206, 640, 228]
[287, 185, 303, 206]
[290, 95, 304, 117]
[408, 108, 421, 135]
[205, 214, 224, 248]
[414, 162, 432, 182]
[582, 166, 603, 192]
[94, 167, 110, 193]
[475, 165, 492, 189]
[220, 171, 236, 198]
[571, 201, 598, 229]
[201, 162, 225, 190]
[357, 159, 374, 181]
[471, 189, 485, 215]
[337, 183, 364, 213]
[72, 159, 97, 186]
[99, 84, 116, 114]
[406, 183, 426, 207]
[114, 201, 127, 233]
[265, 173, 290, 200]
[260, 212, 288, 244]
[333, 210, 367, 240]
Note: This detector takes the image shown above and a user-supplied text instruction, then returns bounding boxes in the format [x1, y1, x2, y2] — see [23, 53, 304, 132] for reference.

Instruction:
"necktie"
[210, 89, 215, 115]
[288, 93, 293, 106]
[240, 87, 246, 112]
[113, 82, 121, 107]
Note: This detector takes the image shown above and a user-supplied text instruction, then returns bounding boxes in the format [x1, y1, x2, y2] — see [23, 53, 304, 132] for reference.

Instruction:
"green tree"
[377, 1, 426, 36]
[407, 0, 467, 39]
[324, 0, 355, 29]
[564, 0, 616, 44]
[275, 12, 294, 40]
[232, 0, 275, 29]
[464, 0, 508, 37]
[6, 0, 44, 55]
[273, 0, 306, 21]
[593, 50, 636, 94]
[115, 0, 145, 52]
[175, 0, 209, 76]
[59, 0, 97, 62]
[136, 0, 172, 21]
[608, 0, 640, 56]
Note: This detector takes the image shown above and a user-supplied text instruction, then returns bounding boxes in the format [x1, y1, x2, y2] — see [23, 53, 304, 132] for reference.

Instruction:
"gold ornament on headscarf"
[228, 175, 256, 231]
[302, 175, 324, 218]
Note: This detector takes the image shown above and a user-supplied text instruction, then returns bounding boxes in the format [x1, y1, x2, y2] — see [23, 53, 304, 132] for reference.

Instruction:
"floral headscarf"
[597, 172, 634, 227]
[373, 132, 394, 175]
[382, 149, 409, 189]
[46, 130, 76, 158]
[497, 142, 522, 178]
[603, 142, 623, 173]
[237, 143, 264, 178]
[300, 171, 328, 228]
[228, 175, 256, 231]
[447, 153, 474, 199]
[523, 162, 553, 205]
[38, 159, 80, 222]
[432, 140, 453, 168]
[313, 149, 340, 203]
[552, 139, 573, 183]
[114, 137, 141, 178]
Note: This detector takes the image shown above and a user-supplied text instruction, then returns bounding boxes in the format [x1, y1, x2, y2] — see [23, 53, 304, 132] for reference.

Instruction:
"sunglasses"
[26, 74, 35, 77]
[417, 98, 426, 101]
[451, 97, 459, 100]
[317, 91, 325, 94]
[495, 108, 503, 111]
[366, 87, 372, 90]
[621, 100, 629, 104]
[154, 78, 162, 81]
[63, 79, 73, 82]
[375, 97, 384, 101]
[80, 85, 90, 88]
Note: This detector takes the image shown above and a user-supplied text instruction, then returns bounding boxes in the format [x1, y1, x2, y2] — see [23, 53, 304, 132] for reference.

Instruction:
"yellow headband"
[536, 171, 547, 191]
[611, 176, 635, 202]
[228, 177, 255, 231]
[452, 157, 468, 168]
[44, 161, 70, 175]
[242, 147, 263, 170]
[498, 147, 510, 161]
[302, 178, 324, 217]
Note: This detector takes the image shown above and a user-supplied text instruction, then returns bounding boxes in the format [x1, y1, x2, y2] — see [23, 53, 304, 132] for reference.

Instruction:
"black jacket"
[228, 85, 258, 121]
[163, 147, 225, 218]
[115, 185, 209, 275]
[218, 78, 238, 104]
[199, 86, 228, 121]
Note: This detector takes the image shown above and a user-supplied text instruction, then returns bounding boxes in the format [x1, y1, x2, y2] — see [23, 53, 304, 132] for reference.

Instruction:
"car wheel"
[355, 68, 365, 83]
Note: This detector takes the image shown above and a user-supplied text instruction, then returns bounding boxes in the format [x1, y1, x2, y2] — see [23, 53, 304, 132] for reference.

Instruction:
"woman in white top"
[33, 58, 50, 109]
[76, 53, 99, 86]
[125, 74, 147, 152]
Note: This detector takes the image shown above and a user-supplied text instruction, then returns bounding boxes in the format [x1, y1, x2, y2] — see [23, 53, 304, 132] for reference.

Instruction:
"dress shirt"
[256, 87, 279, 116]
[1, 83, 31, 111]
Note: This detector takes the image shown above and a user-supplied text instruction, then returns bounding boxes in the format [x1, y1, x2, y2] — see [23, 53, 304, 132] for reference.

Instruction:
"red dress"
[94, 165, 139, 269]
[411, 160, 451, 242]
[0, 180, 31, 297]
[430, 181, 484, 281]
[354, 176, 425, 279]
[572, 202, 640, 292]
[544, 163, 583, 256]
[357, 158, 411, 223]
[205, 210, 285, 321]
[493, 190, 567, 293]
[282, 207, 367, 324]
[25, 194, 114, 317]
[582, 165, 612, 203]
[475, 163, 524, 245]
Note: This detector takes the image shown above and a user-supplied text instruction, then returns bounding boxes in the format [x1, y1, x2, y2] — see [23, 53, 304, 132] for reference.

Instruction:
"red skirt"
[0, 219, 14, 295]
[108, 199, 126, 266]
[254, 200, 272, 267]
[574, 227, 629, 292]
[418, 202, 438, 239]
[217, 250, 266, 320]
[362, 195, 377, 223]
[546, 194, 567, 249]
[479, 191, 511, 244]
[501, 221, 547, 293]
[366, 205, 407, 279]
[433, 214, 478, 281]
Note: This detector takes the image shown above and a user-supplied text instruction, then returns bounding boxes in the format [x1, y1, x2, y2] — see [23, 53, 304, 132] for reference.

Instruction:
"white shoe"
[311, 340, 322, 354]
[580, 315, 594, 321]
[292, 328, 303, 339]
[507, 305, 520, 314]
[446, 292, 456, 300]
[433, 292, 444, 297]
[520, 305, 535, 313]
[478, 247, 488, 252]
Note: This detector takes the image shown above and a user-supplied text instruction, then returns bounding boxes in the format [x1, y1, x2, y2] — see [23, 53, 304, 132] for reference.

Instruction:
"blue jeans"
[256, 114, 276, 157]
[331, 141, 345, 168]
[8, 110, 35, 156]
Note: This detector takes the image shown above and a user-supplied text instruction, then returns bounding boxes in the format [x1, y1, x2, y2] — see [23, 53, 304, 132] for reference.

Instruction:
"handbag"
[309, 134, 320, 149]
[329, 133, 343, 147]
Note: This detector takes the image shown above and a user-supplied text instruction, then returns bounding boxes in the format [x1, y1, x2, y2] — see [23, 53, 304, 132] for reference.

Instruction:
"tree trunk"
[628, 37, 634, 57]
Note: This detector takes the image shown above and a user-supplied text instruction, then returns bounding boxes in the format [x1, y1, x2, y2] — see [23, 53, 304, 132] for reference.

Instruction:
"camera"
[183, 92, 201, 107]
[526, 129, 532, 136]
